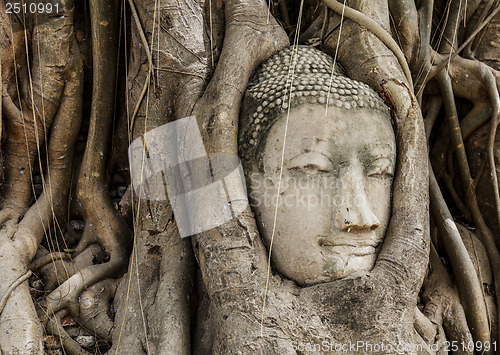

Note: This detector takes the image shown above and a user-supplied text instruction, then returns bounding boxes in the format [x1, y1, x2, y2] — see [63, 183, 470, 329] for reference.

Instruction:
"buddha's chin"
[300, 252, 377, 285]
[274, 246, 379, 286]
[327, 252, 376, 279]
[292, 253, 376, 286]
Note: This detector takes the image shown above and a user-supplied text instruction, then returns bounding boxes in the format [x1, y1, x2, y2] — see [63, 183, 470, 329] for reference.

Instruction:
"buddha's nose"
[335, 167, 379, 231]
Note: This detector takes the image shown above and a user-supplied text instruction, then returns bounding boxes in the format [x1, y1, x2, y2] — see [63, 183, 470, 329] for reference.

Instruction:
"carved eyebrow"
[361, 143, 395, 158]
[358, 143, 395, 168]
[364, 142, 395, 150]
[296, 150, 333, 162]
[285, 151, 334, 168]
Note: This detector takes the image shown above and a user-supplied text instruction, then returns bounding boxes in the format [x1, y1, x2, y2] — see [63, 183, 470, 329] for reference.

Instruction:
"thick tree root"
[36, 244, 104, 292]
[78, 279, 117, 341]
[0, 4, 83, 351]
[41, 2, 130, 353]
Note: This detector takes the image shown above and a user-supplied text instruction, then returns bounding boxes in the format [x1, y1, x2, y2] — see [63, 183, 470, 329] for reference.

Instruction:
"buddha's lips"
[316, 235, 381, 250]
[319, 244, 376, 257]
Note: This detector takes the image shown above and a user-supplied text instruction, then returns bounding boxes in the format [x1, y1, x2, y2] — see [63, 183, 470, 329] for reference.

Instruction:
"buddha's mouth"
[317, 235, 381, 256]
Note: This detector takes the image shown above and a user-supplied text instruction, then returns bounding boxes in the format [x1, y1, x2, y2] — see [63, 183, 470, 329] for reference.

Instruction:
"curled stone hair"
[239, 45, 390, 166]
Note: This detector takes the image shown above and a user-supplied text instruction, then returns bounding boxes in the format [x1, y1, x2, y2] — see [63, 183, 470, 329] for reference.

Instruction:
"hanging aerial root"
[127, 0, 153, 139]
[424, 97, 490, 344]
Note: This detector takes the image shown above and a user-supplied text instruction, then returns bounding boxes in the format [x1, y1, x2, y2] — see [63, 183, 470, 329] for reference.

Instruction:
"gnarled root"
[35, 244, 104, 292]
[421, 246, 474, 354]
[78, 279, 117, 341]
[41, 2, 130, 350]
[0, 4, 83, 351]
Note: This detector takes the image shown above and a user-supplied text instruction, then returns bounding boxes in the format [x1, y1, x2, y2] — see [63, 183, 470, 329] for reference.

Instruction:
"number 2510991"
[6, 2, 59, 14]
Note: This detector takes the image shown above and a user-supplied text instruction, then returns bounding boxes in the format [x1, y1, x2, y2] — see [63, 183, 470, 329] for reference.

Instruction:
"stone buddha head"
[239, 46, 396, 285]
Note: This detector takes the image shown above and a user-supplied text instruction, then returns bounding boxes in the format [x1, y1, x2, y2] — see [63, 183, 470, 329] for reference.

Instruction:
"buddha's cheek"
[271, 244, 326, 285]
[270, 217, 325, 278]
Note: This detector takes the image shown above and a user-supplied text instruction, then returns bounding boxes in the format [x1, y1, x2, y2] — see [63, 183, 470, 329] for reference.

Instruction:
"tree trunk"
[0, 0, 499, 353]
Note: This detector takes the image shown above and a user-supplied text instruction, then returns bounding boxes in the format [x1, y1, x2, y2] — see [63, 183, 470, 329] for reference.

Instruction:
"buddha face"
[247, 104, 396, 285]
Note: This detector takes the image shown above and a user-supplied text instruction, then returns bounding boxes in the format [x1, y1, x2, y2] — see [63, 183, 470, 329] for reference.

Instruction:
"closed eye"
[288, 164, 330, 173]
[286, 152, 333, 173]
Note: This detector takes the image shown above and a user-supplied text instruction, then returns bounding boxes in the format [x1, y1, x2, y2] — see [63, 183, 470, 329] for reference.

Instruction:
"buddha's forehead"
[277, 105, 393, 146]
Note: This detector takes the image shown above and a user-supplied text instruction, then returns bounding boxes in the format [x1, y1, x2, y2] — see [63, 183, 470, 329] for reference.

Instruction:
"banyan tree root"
[34, 243, 104, 294]
[420, 245, 474, 355]
[107, 0, 214, 352]
[435, 68, 500, 346]
[0, 2, 84, 352]
[0, 4, 75, 224]
[42, 0, 129, 329]
[77, 279, 118, 342]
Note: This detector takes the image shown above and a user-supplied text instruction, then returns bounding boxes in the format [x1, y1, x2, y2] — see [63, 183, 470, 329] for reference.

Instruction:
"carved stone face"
[247, 104, 396, 285]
